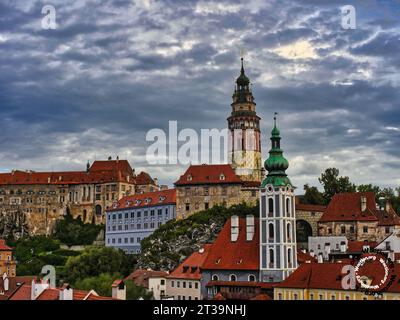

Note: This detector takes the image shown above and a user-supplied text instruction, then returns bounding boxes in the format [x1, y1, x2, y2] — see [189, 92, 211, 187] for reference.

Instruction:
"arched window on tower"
[287, 222, 291, 241]
[268, 198, 274, 217]
[286, 198, 291, 216]
[288, 248, 292, 267]
[268, 223, 274, 241]
[269, 249, 274, 268]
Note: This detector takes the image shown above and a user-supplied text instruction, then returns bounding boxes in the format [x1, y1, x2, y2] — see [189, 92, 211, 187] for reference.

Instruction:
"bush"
[64, 247, 135, 284]
[54, 214, 103, 246]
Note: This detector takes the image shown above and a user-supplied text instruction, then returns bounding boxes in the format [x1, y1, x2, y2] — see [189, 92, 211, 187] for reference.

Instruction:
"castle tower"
[259, 115, 297, 283]
[227, 58, 262, 182]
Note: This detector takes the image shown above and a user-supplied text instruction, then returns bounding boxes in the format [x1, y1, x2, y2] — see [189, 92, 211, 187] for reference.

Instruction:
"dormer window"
[219, 174, 225, 181]
[187, 174, 192, 181]
[135, 199, 142, 206]
[159, 196, 166, 202]
[145, 198, 152, 204]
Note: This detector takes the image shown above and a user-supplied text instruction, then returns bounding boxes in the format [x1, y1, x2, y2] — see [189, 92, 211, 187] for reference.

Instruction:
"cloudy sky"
[0, 0, 399, 191]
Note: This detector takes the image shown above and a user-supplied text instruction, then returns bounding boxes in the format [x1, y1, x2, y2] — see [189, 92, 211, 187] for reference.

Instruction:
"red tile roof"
[9, 284, 115, 300]
[136, 172, 155, 185]
[250, 293, 272, 300]
[0, 276, 36, 300]
[175, 164, 243, 186]
[319, 192, 400, 226]
[206, 281, 275, 288]
[347, 240, 378, 252]
[202, 217, 259, 271]
[297, 250, 317, 264]
[0, 160, 135, 186]
[277, 259, 400, 293]
[295, 203, 326, 212]
[8, 283, 32, 300]
[168, 244, 212, 280]
[0, 239, 11, 251]
[125, 270, 168, 289]
[107, 189, 176, 211]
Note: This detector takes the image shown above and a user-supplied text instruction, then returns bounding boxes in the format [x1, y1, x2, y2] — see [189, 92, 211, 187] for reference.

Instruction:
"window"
[350, 226, 355, 233]
[171, 281, 174, 287]
[363, 226, 368, 233]
[331, 295, 335, 300]
[183, 282, 186, 288]
[160, 279, 165, 285]
[310, 294, 314, 300]
[278, 293, 283, 300]
[293, 293, 298, 300]
[286, 198, 290, 216]
[212, 275, 219, 281]
[205, 203, 209, 210]
[319, 294, 323, 300]
[204, 187, 209, 196]
[195, 282, 198, 289]
[185, 203, 190, 211]
[328, 228, 332, 234]
[287, 223, 291, 240]
[268, 223, 274, 240]
[269, 248, 274, 265]
[248, 275, 256, 282]
[385, 226, 390, 234]
[229, 274, 237, 282]
[341, 226, 346, 234]
[288, 248, 292, 265]
[268, 198, 273, 215]
[189, 282, 192, 289]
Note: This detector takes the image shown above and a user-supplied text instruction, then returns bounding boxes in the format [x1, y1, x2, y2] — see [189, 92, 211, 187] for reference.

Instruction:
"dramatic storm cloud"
[0, 0, 399, 190]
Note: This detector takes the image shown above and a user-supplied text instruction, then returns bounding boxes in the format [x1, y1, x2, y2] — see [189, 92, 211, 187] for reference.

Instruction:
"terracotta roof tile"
[202, 217, 259, 271]
[319, 192, 400, 226]
[168, 244, 212, 280]
[136, 172, 155, 185]
[0, 239, 12, 251]
[107, 189, 176, 211]
[125, 270, 168, 289]
[175, 164, 243, 186]
[295, 203, 326, 212]
[0, 160, 135, 186]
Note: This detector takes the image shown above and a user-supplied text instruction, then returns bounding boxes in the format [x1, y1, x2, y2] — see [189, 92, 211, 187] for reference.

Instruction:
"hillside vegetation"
[137, 202, 259, 271]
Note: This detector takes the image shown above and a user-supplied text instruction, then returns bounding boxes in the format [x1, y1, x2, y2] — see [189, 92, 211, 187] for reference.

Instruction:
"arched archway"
[296, 219, 313, 250]
[95, 205, 102, 216]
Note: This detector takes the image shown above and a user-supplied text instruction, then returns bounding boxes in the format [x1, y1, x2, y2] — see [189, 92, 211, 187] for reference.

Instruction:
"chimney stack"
[2, 273, 9, 292]
[31, 279, 49, 300]
[246, 215, 255, 241]
[361, 196, 367, 212]
[340, 241, 346, 253]
[112, 280, 126, 300]
[59, 284, 73, 300]
[231, 215, 239, 242]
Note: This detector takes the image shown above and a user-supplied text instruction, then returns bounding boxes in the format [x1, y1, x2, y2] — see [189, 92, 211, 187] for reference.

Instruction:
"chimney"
[231, 215, 239, 242]
[31, 279, 49, 300]
[154, 178, 159, 186]
[2, 273, 8, 292]
[340, 241, 346, 253]
[112, 280, 126, 300]
[361, 196, 367, 212]
[324, 242, 331, 255]
[86, 161, 90, 173]
[59, 283, 73, 300]
[246, 215, 255, 241]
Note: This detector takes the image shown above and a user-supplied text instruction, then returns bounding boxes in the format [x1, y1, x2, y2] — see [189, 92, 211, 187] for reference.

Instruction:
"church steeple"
[228, 58, 262, 182]
[262, 114, 291, 188]
[259, 114, 297, 283]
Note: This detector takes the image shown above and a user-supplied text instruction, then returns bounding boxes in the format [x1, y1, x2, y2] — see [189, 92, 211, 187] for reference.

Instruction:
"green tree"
[302, 184, 324, 205]
[357, 184, 381, 196]
[54, 214, 103, 246]
[64, 247, 135, 284]
[318, 168, 356, 204]
[74, 272, 122, 297]
[126, 280, 153, 300]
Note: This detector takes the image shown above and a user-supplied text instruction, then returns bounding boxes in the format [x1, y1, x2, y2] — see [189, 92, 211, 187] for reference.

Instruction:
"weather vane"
[274, 112, 278, 125]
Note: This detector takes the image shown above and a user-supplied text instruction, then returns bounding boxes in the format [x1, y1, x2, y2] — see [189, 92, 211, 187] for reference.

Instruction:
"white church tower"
[259, 115, 297, 283]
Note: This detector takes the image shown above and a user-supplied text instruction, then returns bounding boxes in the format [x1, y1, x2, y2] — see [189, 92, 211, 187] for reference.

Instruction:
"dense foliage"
[138, 202, 258, 270]
[8, 236, 79, 277]
[53, 214, 103, 246]
[64, 246, 136, 284]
